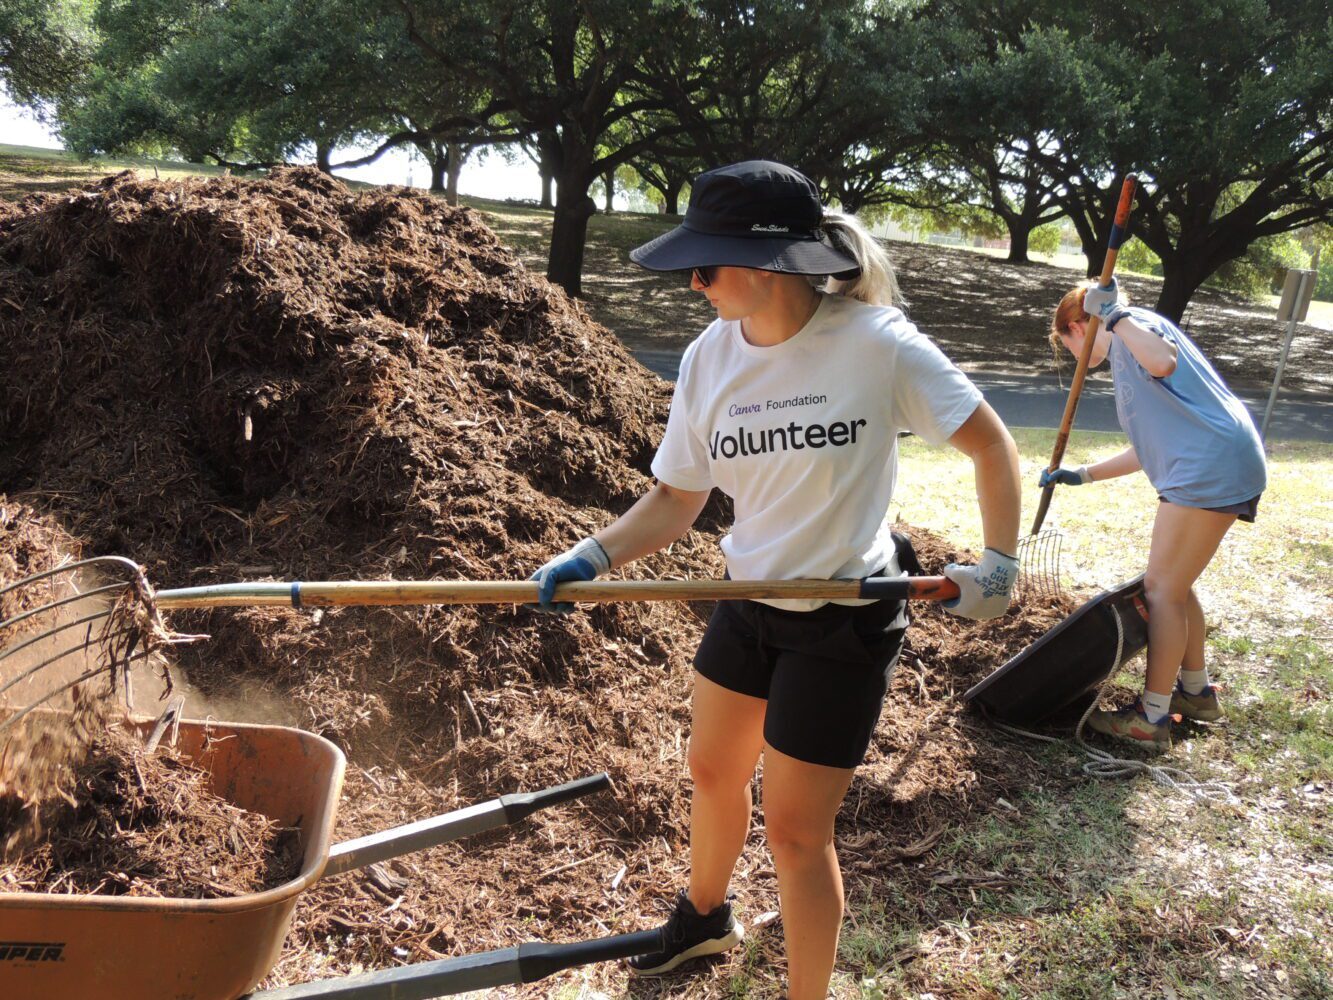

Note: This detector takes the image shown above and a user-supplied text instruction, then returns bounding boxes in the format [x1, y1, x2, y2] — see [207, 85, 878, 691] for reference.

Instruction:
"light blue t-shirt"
[1109, 307, 1266, 508]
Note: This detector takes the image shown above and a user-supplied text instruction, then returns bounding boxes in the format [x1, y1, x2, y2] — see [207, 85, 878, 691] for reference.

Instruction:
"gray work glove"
[529, 537, 611, 615]
[942, 547, 1018, 621]
[1083, 279, 1129, 329]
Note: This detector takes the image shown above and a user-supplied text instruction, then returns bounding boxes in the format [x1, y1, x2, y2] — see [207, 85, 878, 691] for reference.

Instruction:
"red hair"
[1049, 285, 1089, 354]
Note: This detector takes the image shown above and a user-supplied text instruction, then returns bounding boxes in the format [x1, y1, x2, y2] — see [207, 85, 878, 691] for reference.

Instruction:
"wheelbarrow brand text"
[0, 940, 64, 962]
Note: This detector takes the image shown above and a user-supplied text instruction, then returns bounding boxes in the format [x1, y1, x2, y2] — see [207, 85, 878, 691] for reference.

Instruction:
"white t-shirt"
[652, 293, 982, 610]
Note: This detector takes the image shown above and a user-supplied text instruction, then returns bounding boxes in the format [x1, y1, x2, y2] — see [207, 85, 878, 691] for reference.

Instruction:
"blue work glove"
[1082, 279, 1129, 329]
[1039, 466, 1092, 487]
[942, 547, 1018, 621]
[529, 537, 611, 615]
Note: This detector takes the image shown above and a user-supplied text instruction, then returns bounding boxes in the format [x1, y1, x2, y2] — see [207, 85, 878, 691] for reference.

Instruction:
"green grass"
[832, 428, 1333, 999]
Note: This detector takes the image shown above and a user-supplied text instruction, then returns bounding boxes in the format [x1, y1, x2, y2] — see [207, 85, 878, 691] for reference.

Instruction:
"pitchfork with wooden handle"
[1029, 174, 1138, 536]
[152, 574, 960, 609]
[0, 556, 963, 734]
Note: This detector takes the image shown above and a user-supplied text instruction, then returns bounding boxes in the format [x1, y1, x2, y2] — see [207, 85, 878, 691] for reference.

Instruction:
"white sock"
[1141, 690, 1173, 724]
[1179, 668, 1210, 695]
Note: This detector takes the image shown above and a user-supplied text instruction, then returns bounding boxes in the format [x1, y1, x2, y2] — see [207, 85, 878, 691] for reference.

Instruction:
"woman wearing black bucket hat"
[530, 161, 1021, 999]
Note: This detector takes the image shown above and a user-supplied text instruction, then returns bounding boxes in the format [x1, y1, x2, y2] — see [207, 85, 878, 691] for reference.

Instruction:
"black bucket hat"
[629, 160, 860, 279]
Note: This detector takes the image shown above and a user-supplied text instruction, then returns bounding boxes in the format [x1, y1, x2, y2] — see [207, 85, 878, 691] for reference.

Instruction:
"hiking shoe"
[626, 889, 744, 976]
[1085, 698, 1173, 752]
[1171, 681, 1224, 722]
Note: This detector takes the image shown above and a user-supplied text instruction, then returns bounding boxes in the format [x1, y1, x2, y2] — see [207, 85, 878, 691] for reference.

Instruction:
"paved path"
[629, 348, 1332, 443]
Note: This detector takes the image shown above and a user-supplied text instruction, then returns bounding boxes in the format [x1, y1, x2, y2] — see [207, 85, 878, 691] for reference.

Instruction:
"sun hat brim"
[629, 223, 860, 279]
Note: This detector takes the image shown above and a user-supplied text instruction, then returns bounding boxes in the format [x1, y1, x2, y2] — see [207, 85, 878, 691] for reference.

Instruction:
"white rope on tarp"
[992, 606, 1239, 806]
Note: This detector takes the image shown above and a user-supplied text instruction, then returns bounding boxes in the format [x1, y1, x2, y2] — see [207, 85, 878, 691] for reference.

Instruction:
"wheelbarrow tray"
[963, 575, 1150, 725]
[0, 714, 346, 1000]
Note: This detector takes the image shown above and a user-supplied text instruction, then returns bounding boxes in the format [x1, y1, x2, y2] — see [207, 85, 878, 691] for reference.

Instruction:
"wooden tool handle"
[1030, 174, 1137, 535]
[155, 576, 961, 609]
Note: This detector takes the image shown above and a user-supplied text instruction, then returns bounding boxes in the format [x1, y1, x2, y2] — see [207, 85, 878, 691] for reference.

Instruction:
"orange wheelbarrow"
[0, 715, 660, 1000]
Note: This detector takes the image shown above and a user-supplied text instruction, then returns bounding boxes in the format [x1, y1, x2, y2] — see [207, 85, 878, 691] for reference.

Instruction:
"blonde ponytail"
[820, 211, 903, 309]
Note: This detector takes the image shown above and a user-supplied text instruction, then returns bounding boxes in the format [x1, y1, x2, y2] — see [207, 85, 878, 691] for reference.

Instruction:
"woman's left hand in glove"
[528, 537, 611, 614]
[942, 547, 1018, 620]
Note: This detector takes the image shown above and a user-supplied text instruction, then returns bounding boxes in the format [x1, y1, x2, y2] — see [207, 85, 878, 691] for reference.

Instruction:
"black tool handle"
[857, 576, 959, 601]
[245, 928, 668, 998]
[500, 772, 611, 823]
[517, 928, 666, 982]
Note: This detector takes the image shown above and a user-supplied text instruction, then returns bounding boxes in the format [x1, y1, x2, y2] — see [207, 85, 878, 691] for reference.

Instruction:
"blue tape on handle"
[291, 582, 302, 608]
[1108, 222, 1129, 250]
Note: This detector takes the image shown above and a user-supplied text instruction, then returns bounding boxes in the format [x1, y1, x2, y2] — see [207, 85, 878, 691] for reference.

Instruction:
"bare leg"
[1143, 502, 1237, 696]
[686, 672, 766, 913]
[1181, 587, 1207, 673]
[761, 744, 856, 1000]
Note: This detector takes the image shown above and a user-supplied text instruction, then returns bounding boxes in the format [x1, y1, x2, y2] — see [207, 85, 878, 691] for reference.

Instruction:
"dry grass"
[830, 429, 1333, 1000]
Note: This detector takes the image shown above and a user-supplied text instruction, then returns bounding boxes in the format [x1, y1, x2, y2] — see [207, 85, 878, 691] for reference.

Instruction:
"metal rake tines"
[1016, 528, 1066, 603]
[0, 555, 182, 734]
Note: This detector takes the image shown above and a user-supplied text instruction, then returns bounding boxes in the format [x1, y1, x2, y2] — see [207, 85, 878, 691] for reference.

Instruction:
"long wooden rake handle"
[1030, 174, 1138, 536]
[154, 575, 961, 609]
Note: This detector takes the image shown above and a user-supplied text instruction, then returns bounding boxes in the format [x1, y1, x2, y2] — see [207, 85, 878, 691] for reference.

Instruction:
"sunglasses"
[692, 265, 720, 288]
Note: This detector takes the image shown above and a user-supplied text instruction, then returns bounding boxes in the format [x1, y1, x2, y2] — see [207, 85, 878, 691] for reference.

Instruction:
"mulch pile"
[0, 498, 82, 622]
[0, 169, 1076, 990]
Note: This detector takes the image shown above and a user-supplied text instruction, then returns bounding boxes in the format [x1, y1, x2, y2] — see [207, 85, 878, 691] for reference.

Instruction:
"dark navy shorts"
[1205, 493, 1261, 522]
[1162, 493, 1261, 523]
[692, 594, 908, 769]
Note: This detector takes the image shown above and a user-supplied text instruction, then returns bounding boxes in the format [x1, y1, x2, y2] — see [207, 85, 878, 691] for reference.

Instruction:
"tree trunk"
[602, 170, 614, 214]
[1066, 176, 1132, 278]
[316, 141, 334, 174]
[1077, 227, 1108, 278]
[538, 129, 560, 209]
[446, 142, 464, 206]
[1003, 202, 1049, 264]
[547, 192, 597, 296]
[1153, 240, 1239, 323]
[1005, 220, 1031, 263]
[546, 133, 597, 296]
[428, 148, 447, 193]
[663, 177, 683, 216]
[1154, 269, 1200, 324]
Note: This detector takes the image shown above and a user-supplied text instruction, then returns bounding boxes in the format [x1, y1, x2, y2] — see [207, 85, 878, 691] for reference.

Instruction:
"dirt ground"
[480, 205, 1333, 395]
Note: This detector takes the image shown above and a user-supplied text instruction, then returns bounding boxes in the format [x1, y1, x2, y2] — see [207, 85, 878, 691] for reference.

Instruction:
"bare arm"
[1087, 445, 1142, 481]
[593, 480, 711, 569]
[1113, 316, 1177, 377]
[947, 401, 1021, 556]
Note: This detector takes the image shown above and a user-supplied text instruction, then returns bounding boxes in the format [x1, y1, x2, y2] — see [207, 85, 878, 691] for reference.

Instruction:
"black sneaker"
[626, 889, 745, 976]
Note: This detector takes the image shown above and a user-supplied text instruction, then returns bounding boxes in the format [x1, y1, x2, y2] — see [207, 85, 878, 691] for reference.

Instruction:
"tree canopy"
[10, 0, 1333, 311]
[0, 0, 93, 112]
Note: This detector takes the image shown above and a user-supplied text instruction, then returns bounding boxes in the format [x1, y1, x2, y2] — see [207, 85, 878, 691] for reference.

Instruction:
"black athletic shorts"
[692, 590, 908, 770]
